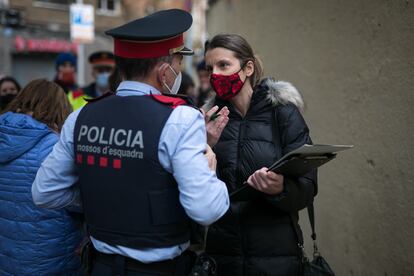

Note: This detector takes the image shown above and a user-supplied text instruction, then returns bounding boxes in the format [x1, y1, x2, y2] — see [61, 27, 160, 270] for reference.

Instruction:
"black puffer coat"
[206, 78, 317, 276]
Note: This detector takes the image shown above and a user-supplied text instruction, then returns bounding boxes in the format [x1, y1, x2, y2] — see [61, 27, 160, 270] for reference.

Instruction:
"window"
[33, 0, 75, 10]
[97, 0, 121, 16]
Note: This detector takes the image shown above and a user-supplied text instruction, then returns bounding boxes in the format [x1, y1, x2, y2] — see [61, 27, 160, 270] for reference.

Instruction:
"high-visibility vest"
[67, 89, 91, 111]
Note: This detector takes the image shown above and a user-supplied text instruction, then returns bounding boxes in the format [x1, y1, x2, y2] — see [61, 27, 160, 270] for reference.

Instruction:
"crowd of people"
[0, 53, 213, 114]
[0, 8, 316, 276]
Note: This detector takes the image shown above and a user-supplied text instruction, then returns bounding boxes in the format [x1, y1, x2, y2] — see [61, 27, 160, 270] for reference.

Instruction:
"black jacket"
[82, 82, 98, 98]
[205, 78, 317, 276]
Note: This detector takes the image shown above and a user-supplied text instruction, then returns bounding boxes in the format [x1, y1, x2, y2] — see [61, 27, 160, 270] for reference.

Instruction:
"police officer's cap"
[105, 9, 193, 59]
[88, 51, 115, 67]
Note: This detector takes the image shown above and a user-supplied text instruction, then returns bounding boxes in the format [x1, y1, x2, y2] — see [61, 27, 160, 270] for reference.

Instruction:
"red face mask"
[58, 71, 76, 86]
[210, 67, 246, 101]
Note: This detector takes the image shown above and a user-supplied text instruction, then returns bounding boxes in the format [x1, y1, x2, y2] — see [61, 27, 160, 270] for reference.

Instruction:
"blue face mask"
[96, 72, 110, 89]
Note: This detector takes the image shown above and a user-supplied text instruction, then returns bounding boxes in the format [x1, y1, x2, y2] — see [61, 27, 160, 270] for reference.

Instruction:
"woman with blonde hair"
[0, 79, 83, 275]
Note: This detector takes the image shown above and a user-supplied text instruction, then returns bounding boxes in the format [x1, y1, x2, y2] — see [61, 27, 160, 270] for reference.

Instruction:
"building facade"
[0, 0, 130, 86]
[0, 0, 204, 86]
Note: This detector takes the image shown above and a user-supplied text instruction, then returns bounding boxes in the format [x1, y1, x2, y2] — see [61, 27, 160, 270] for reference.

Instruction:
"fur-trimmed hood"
[202, 78, 304, 112]
[263, 78, 304, 112]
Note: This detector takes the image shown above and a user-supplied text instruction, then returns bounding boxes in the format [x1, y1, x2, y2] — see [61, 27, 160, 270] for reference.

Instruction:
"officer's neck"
[126, 74, 163, 93]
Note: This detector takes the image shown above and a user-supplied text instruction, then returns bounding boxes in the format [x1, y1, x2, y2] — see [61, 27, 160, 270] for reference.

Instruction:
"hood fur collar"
[264, 78, 304, 112]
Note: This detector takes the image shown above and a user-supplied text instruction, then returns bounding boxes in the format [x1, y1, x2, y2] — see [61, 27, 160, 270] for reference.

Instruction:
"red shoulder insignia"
[151, 94, 188, 109]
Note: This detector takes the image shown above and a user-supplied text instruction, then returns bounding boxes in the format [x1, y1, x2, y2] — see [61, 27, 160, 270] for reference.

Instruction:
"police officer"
[32, 9, 230, 275]
[83, 51, 115, 98]
[54, 52, 78, 94]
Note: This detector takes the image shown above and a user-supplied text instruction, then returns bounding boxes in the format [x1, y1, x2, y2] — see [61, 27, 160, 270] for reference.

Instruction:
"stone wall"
[207, 0, 414, 275]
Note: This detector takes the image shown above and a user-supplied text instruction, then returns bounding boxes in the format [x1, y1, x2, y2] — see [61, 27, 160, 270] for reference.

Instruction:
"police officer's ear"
[156, 62, 170, 84]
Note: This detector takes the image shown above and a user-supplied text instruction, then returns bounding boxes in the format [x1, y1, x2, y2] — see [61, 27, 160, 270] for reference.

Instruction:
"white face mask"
[163, 65, 182, 95]
[96, 72, 110, 89]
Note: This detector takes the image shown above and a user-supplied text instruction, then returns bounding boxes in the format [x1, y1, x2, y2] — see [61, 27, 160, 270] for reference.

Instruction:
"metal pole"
[1, 0, 12, 77]
[77, 44, 85, 86]
[76, 0, 85, 86]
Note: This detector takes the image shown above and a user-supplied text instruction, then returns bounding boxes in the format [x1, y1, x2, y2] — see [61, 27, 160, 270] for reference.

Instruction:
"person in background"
[0, 76, 21, 111]
[54, 52, 78, 93]
[32, 9, 229, 275]
[203, 33, 317, 275]
[82, 51, 115, 98]
[196, 59, 214, 108]
[0, 79, 83, 275]
[54, 52, 89, 110]
[178, 71, 197, 105]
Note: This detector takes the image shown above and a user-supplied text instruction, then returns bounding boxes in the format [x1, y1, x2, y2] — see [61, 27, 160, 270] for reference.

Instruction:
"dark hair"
[3, 79, 72, 132]
[0, 76, 21, 92]
[205, 34, 264, 86]
[178, 72, 195, 95]
[108, 67, 121, 92]
[115, 55, 173, 80]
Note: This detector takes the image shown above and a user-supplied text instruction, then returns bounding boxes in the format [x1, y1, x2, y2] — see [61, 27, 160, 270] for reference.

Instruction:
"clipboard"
[230, 144, 353, 201]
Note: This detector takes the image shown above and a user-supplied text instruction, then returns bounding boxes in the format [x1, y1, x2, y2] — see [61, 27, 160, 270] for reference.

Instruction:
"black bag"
[188, 252, 217, 276]
[303, 255, 335, 276]
[188, 226, 217, 276]
[292, 204, 335, 276]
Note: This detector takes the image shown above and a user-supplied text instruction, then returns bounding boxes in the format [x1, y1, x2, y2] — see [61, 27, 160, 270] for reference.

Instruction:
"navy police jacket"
[74, 94, 191, 249]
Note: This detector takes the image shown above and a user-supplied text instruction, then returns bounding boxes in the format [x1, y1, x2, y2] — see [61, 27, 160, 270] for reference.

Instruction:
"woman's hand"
[247, 167, 284, 195]
[204, 145, 217, 171]
[203, 105, 230, 147]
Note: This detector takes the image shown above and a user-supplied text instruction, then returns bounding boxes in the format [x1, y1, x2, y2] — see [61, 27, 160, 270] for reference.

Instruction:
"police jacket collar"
[116, 81, 161, 96]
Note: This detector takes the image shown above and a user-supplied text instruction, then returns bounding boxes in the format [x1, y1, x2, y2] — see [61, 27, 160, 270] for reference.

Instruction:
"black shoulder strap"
[272, 105, 318, 254]
[271, 105, 283, 147]
[308, 203, 317, 241]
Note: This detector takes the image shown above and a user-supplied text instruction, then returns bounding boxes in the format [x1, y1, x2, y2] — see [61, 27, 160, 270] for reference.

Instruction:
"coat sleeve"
[265, 104, 317, 212]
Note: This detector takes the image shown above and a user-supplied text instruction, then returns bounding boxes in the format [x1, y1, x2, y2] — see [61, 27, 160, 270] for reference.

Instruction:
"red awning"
[14, 35, 78, 54]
